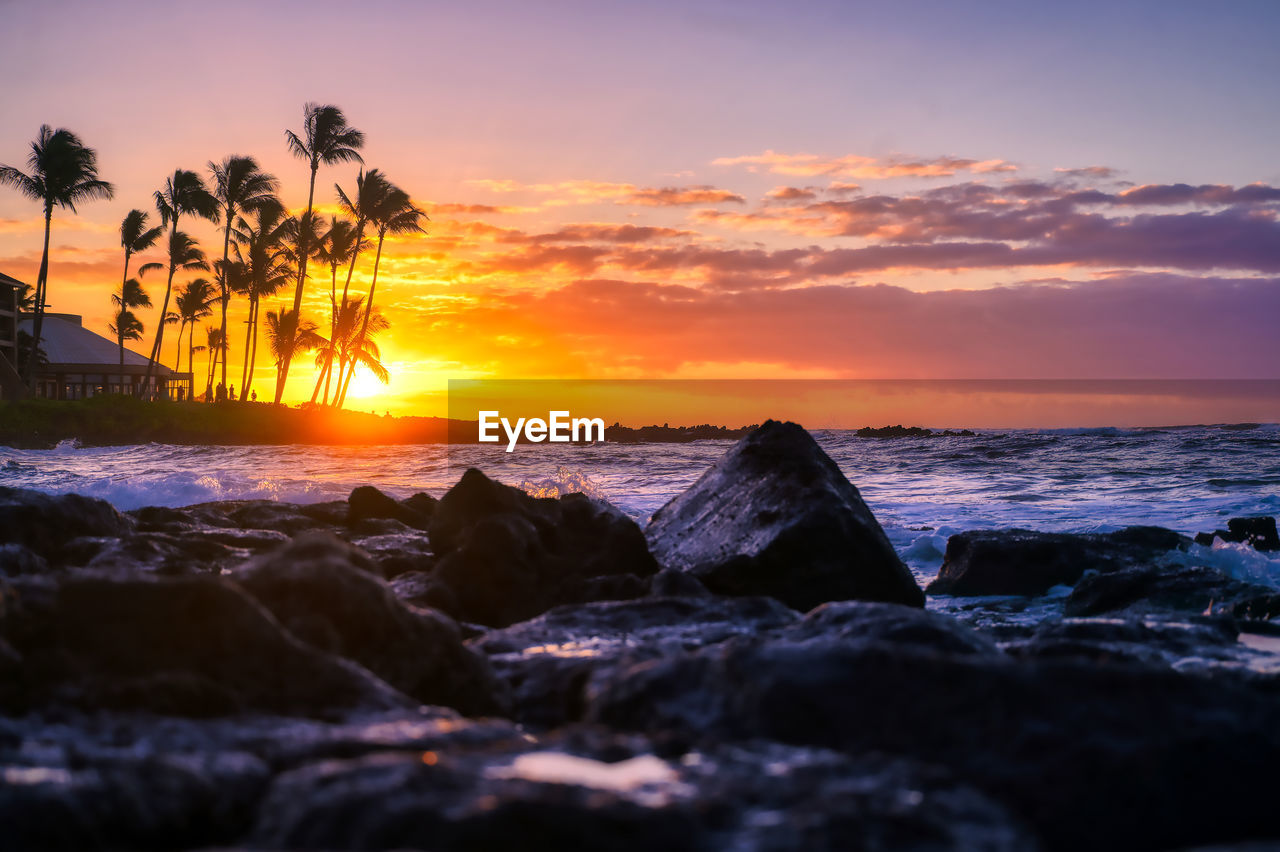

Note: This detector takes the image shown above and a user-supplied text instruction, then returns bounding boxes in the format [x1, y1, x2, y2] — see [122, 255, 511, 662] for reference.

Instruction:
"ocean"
[4, 424, 1279, 592]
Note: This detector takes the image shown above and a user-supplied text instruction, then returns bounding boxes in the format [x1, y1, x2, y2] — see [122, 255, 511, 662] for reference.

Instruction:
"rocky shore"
[2, 420, 1279, 850]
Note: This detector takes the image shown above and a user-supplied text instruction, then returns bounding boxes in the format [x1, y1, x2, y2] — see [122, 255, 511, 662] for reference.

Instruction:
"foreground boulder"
[586, 635, 1280, 852]
[0, 573, 411, 717]
[645, 420, 923, 611]
[236, 532, 509, 717]
[429, 469, 658, 627]
[0, 487, 134, 561]
[927, 527, 1189, 597]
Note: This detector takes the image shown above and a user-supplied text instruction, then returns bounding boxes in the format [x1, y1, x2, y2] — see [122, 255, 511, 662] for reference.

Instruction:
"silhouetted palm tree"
[117, 209, 163, 309]
[326, 169, 389, 401]
[232, 205, 296, 402]
[278, 103, 364, 403]
[322, 297, 389, 406]
[310, 215, 364, 404]
[111, 278, 152, 371]
[109, 309, 144, 374]
[265, 306, 325, 402]
[0, 126, 114, 382]
[209, 156, 279, 399]
[174, 278, 215, 379]
[143, 170, 218, 398]
[203, 325, 226, 401]
[336, 179, 424, 408]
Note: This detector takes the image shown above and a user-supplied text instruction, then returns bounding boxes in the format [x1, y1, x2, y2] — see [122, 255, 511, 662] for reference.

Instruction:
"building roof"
[18, 313, 174, 375]
[0, 271, 25, 290]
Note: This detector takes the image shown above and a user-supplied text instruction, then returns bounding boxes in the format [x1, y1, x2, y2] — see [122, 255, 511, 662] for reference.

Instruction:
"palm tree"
[265, 306, 325, 402]
[110, 278, 152, 371]
[108, 309, 144, 376]
[310, 215, 364, 404]
[209, 156, 279, 399]
[321, 297, 389, 406]
[0, 126, 114, 383]
[117, 208, 164, 308]
[336, 179, 424, 408]
[173, 278, 215, 380]
[231, 205, 296, 402]
[143, 170, 219, 398]
[277, 103, 364, 403]
[203, 325, 226, 401]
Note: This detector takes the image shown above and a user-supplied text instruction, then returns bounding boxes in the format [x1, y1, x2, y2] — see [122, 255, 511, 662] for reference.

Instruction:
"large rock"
[347, 485, 433, 530]
[236, 532, 508, 717]
[428, 469, 658, 626]
[0, 487, 134, 561]
[1195, 516, 1280, 552]
[645, 420, 923, 611]
[1064, 564, 1275, 617]
[926, 527, 1190, 597]
[586, 635, 1280, 852]
[0, 573, 411, 717]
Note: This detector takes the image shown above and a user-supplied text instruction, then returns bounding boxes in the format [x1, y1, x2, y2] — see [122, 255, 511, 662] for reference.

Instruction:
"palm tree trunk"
[23, 207, 52, 386]
[337, 229, 385, 409]
[310, 263, 340, 403]
[326, 223, 365, 406]
[218, 205, 233, 399]
[118, 248, 132, 386]
[239, 296, 254, 401]
[246, 297, 260, 401]
[142, 220, 178, 400]
[276, 161, 319, 404]
[173, 319, 185, 372]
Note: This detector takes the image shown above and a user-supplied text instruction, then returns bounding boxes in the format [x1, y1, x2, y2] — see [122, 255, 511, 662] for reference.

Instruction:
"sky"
[1, 0, 1279, 422]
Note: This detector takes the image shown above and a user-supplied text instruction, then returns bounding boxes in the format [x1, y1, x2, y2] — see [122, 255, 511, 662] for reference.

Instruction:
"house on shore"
[0, 273, 24, 400]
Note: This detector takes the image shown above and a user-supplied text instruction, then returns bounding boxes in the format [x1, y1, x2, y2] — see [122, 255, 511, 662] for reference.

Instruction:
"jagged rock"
[236, 532, 508, 717]
[1064, 564, 1274, 616]
[347, 485, 432, 531]
[785, 600, 1001, 656]
[1195, 516, 1280, 552]
[586, 634, 1280, 852]
[429, 469, 658, 627]
[0, 573, 412, 717]
[645, 420, 923, 611]
[0, 487, 134, 560]
[927, 527, 1190, 597]
[347, 531, 435, 579]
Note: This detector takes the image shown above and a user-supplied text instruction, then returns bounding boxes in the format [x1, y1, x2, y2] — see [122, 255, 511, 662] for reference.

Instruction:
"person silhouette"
[251, 389, 257, 402]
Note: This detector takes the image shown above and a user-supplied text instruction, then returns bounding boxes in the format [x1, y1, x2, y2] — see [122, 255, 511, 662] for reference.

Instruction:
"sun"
[344, 369, 388, 401]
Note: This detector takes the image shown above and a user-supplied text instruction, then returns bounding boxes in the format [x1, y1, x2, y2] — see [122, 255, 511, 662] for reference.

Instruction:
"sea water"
[4, 424, 1279, 588]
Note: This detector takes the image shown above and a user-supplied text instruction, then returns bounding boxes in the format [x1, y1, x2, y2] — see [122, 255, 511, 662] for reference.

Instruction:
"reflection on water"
[486, 751, 693, 806]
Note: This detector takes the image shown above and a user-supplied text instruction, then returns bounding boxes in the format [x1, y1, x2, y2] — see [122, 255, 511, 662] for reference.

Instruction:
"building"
[0, 272, 23, 400]
[16, 309, 193, 401]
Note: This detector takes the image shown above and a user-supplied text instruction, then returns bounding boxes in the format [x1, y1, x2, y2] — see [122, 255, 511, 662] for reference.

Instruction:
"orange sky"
[2, 1, 1279, 425]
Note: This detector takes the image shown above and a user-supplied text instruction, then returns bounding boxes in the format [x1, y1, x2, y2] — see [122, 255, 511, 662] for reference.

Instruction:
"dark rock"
[236, 532, 508, 716]
[348, 485, 432, 531]
[1223, 592, 1280, 622]
[0, 573, 411, 717]
[348, 531, 435, 578]
[1064, 564, 1274, 617]
[786, 600, 1001, 656]
[299, 500, 351, 527]
[648, 568, 711, 598]
[402, 491, 439, 518]
[645, 420, 923, 611]
[1003, 616, 1243, 668]
[389, 570, 456, 611]
[1195, 517, 1279, 552]
[0, 487, 134, 560]
[586, 635, 1280, 852]
[0, 544, 49, 576]
[927, 526, 1190, 597]
[225, 500, 326, 535]
[429, 469, 658, 626]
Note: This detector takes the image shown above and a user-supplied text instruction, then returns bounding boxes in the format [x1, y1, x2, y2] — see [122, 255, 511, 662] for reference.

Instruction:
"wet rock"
[645, 420, 923, 611]
[0, 573, 412, 717]
[347, 531, 435, 578]
[299, 500, 351, 527]
[347, 485, 432, 531]
[225, 500, 327, 535]
[785, 600, 1001, 656]
[1002, 616, 1243, 668]
[648, 568, 711, 598]
[1195, 516, 1280, 553]
[0, 543, 49, 576]
[237, 532, 508, 716]
[926, 527, 1190, 597]
[474, 595, 797, 727]
[586, 635, 1280, 852]
[389, 570, 455, 610]
[1064, 564, 1273, 617]
[0, 487, 134, 560]
[429, 469, 658, 626]
[1226, 593, 1280, 622]
[402, 491, 439, 518]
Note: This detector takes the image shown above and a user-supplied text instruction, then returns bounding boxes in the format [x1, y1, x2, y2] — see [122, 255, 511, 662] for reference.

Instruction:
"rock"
[1002, 616, 1243, 669]
[347, 485, 432, 531]
[0, 573, 412, 717]
[429, 469, 658, 626]
[474, 595, 798, 728]
[236, 532, 508, 717]
[389, 570, 457, 611]
[0, 543, 49, 577]
[926, 526, 1190, 597]
[347, 531, 435, 578]
[1195, 516, 1280, 553]
[225, 501, 326, 535]
[299, 500, 351, 527]
[402, 491, 439, 518]
[1064, 564, 1274, 617]
[645, 420, 923, 611]
[647, 568, 711, 598]
[786, 600, 1001, 656]
[0, 487, 134, 560]
[586, 635, 1280, 852]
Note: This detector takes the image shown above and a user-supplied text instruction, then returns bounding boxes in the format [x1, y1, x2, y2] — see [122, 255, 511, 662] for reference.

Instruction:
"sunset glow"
[2, 0, 1279, 422]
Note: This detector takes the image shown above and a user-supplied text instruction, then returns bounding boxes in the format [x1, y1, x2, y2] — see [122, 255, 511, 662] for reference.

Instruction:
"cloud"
[464, 178, 744, 207]
[712, 150, 1017, 179]
[1054, 166, 1119, 179]
[765, 186, 819, 202]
